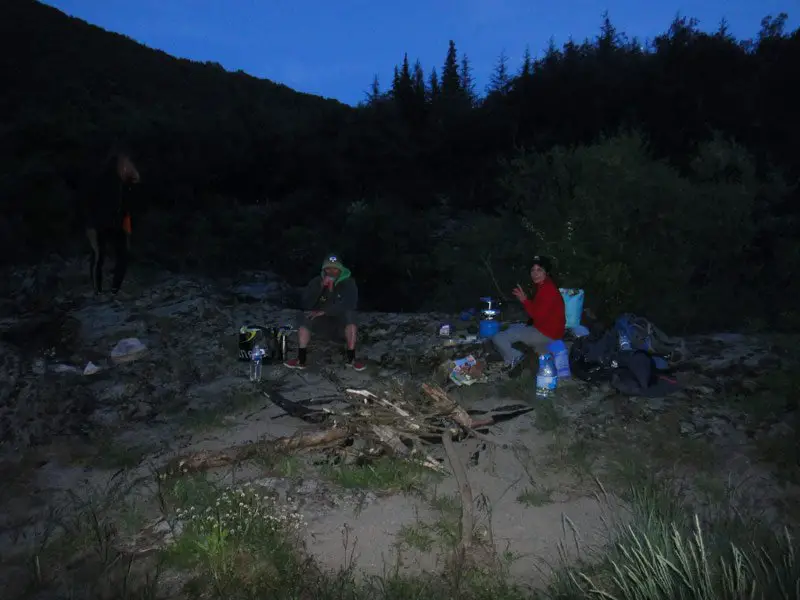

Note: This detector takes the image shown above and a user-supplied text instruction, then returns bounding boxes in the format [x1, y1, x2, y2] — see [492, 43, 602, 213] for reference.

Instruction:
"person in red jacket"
[492, 255, 566, 370]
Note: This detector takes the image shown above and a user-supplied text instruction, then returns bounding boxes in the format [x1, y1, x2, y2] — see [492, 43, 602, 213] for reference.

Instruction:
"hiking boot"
[503, 355, 525, 378]
[502, 354, 524, 370]
[284, 358, 307, 370]
[345, 359, 367, 372]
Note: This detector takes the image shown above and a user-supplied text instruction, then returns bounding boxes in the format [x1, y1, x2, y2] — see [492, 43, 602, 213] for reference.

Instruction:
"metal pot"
[479, 296, 502, 321]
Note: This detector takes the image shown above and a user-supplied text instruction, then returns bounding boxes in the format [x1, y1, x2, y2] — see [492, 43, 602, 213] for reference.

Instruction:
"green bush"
[102, 129, 796, 333]
[491, 131, 791, 330]
[5, 131, 795, 333]
[336, 198, 441, 311]
[135, 203, 271, 273]
[427, 211, 533, 312]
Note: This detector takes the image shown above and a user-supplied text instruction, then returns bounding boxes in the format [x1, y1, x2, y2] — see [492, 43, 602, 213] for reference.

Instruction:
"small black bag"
[570, 329, 680, 397]
[238, 326, 268, 361]
[239, 326, 291, 363]
[611, 350, 680, 397]
[568, 329, 620, 383]
[271, 327, 290, 363]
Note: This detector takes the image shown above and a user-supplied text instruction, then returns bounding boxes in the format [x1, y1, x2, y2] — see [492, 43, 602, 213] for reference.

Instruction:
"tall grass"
[550, 482, 800, 600]
[9, 470, 799, 599]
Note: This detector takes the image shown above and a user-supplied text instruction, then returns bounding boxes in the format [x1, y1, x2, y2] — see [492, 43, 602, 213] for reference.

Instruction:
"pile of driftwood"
[163, 381, 533, 478]
[160, 379, 535, 569]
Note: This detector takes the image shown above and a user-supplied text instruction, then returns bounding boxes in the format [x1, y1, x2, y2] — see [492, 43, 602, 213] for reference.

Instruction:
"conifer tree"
[366, 74, 381, 104]
[390, 53, 414, 111]
[441, 40, 461, 98]
[391, 65, 401, 97]
[400, 53, 412, 86]
[460, 54, 476, 105]
[487, 49, 511, 95]
[411, 59, 426, 105]
[427, 67, 440, 103]
[519, 45, 533, 78]
[597, 11, 621, 58]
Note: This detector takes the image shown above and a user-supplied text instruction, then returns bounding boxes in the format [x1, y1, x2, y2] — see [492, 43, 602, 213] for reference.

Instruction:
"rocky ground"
[0, 258, 798, 599]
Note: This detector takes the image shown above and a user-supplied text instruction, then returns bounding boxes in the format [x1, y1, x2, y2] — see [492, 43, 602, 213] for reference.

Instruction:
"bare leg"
[86, 228, 99, 252]
[344, 324, 357, 350]
[86, 228, 103, 294]
[285, 318, 314, 369]
[343, 323, 365, 370]
[298, 326, 311, 348]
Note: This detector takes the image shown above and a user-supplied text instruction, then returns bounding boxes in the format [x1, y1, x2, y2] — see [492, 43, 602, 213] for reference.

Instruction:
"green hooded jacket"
[300, 257, 358, 316]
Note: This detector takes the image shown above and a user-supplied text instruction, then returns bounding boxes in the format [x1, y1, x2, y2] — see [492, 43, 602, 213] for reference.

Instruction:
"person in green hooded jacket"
[284, 254, 366, 371]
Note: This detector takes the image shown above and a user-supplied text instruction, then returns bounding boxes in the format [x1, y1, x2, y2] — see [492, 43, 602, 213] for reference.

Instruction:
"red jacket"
[522, 278, 566, 340]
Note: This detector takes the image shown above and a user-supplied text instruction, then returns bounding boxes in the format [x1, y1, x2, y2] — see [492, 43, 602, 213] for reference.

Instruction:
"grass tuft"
[322, 456, 438, 492]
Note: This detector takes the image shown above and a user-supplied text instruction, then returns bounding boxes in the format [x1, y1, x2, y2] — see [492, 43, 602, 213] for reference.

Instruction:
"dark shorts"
[296, 310, 357, 338]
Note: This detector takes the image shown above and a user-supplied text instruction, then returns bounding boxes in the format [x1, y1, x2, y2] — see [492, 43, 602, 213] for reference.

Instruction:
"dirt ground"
[1, 264, 798, 598]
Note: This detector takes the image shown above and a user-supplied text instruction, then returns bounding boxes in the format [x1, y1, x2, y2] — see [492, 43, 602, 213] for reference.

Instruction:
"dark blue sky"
[42, 0, 794, 106]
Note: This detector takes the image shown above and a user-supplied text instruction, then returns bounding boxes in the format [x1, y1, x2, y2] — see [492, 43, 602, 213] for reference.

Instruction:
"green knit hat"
[321, 254, 345, 272]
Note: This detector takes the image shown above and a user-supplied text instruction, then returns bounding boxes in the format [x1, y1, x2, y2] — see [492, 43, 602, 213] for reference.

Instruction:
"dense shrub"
[61, 132, 794, 333]
[489, 132, 792, 331]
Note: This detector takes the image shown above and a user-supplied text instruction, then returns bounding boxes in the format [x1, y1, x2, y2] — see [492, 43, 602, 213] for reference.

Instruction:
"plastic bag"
[448, 355, 485, 386]
[559, 288, 585, 329]
[110, 338, 148, 364]
[547, 340, 571, 378]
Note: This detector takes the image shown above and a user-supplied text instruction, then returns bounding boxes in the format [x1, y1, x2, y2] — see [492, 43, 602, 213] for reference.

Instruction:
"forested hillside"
[2, 0, 799, 329]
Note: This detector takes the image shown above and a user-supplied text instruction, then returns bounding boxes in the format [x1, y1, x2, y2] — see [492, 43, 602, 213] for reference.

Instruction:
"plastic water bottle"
[249, 345, 264, 382]
[536, 354, 558, 399]
[618, 330, 632, 351]
[547, 340, 571, 378]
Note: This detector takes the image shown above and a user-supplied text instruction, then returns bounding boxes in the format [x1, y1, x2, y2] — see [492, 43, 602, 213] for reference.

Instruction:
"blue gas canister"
[478, 320, 500, 338]
[478, 297, 501, 339]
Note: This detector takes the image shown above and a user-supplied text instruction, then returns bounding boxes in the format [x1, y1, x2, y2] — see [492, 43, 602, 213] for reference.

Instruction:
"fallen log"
[163, 382, 531, 478]
[422, 383, 521, 448]
[421, 383, 473, 428]
[345, 388, 423, 430]
[161, 428, 351, 476]
[370, 424, 411, 457]
[266, 391, 331, 424]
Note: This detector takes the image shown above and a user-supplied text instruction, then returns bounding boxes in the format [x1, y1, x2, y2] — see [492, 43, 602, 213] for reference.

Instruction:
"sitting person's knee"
[533, 342, 551, 355]
[491, 330, 507, 345]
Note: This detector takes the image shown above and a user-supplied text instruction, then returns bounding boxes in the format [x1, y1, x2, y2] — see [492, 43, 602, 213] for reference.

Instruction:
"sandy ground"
[0, 357, 621, 592]
[3, 268, 795, 595]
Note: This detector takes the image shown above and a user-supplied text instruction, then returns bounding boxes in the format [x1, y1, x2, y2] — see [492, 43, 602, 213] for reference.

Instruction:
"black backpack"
[569, 329, 619, 383]
[570, 330, 680, 397]
[238, 325, 290, 363]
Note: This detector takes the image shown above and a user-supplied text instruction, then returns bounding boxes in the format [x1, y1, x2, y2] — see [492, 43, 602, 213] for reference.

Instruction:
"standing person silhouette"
[83, 146, 140, 296]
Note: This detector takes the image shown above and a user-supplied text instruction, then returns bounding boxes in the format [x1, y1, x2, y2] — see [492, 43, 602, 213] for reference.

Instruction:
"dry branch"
[162, 428, 350, 476]
[370, 424, 411, 457]
[420, 383, 476, 432]
[163, 382, 527, 478]
[480, 253, 509, 302]
[421, 383, 511, 447]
